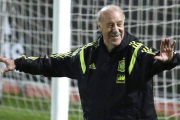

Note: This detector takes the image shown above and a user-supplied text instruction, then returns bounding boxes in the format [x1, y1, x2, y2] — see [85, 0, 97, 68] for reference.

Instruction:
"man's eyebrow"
[106, 21, 123, 25]
[106, 22, 113, 25]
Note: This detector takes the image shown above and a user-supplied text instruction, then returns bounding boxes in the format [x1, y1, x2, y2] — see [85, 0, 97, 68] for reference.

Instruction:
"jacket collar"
[98, 30, 137, 53]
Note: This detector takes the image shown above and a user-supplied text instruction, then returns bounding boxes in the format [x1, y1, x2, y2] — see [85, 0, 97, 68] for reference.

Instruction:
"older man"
[0, 5, 179, 120]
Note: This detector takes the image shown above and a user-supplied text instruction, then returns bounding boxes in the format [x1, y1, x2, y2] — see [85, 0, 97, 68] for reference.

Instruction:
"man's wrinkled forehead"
[100, 9, 123, 17]
[100, 9, 124, 22]
[98, 6, 125, 22]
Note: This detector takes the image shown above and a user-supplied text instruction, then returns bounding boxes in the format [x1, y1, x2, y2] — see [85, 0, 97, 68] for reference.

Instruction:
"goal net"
[0, 0, 52, 119]
[71, 0, 180, 119]
[0, 0, 180, 120]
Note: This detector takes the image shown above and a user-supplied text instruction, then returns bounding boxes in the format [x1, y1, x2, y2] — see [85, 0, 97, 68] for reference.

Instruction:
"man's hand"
[154, 38, 176, 62]
[0, 56, 16, 74]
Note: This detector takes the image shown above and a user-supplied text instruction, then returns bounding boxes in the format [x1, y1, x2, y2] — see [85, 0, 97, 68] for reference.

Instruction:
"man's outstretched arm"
[0, 57, 16, 74]
[0, 51, 80, 79]
[151, 38, 179, 76]
[138, 38, 179, 79]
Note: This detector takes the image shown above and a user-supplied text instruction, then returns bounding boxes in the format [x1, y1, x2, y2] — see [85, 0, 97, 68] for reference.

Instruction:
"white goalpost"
[51, 0, 71, 120]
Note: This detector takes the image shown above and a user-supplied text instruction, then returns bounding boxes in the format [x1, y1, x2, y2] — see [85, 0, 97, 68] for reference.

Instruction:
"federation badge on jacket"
[117, 58, 125, 72]
[116, 57, 125, 83]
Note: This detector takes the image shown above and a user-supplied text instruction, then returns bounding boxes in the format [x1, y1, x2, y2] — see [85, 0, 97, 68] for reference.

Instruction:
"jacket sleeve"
[138, 44, 180, 79]
[14, 48, 81, 79]
[151, 52, 180, 75]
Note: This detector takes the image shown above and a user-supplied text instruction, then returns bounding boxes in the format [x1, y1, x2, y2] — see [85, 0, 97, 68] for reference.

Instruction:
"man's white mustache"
[109, 32, 122, 37]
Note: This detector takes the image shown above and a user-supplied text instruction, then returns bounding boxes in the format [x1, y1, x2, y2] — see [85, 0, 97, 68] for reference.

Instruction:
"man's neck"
[106, 46, 115, 53]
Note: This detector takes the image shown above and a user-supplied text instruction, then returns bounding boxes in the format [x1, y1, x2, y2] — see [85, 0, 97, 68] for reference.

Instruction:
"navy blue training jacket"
[15, 31, 180, 120]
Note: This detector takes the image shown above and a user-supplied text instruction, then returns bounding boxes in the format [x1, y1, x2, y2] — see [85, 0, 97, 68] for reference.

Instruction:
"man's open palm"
[154, 38, 176, 62]
[0, 57, 16, 74]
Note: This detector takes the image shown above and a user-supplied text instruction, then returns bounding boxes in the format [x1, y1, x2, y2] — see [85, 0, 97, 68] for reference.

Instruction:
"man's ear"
[98, 24, 102, 32]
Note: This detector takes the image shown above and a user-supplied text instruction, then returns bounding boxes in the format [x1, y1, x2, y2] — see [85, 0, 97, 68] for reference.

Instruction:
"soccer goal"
[0, 0, 180, 120]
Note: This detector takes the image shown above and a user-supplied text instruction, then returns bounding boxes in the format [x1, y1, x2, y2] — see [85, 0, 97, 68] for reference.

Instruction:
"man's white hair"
[97, 5, 125, 26]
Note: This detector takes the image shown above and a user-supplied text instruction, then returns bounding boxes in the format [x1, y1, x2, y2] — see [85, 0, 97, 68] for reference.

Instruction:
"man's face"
[98, 10, 125, 51]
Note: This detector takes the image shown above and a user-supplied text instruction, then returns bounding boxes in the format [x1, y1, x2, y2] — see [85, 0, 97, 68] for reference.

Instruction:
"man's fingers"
[171, 40, 176, 49]
[167, 38, 170, 47]
[160, 40, 165, 52]
[164, 38, 170, 48]
[1, 68, 9, 74]
[162, 38, 176, 50]
[154, 56, 163, 61]
[0, 56, 5, 62]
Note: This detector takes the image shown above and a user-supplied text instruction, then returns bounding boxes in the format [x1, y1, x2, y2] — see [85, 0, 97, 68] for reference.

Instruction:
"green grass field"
[0, 105, 83, 120]
[0, 94, 83, 120]
[0, 106, 179, 120]
[0, 106, 50, 120]
[0, 94, 179, 120]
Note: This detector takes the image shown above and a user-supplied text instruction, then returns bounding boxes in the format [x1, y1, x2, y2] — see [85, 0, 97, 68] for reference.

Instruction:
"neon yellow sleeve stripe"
[80, 48, 86, 74]
[129, 43, 142, 74]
